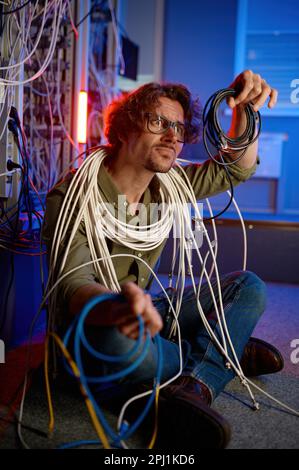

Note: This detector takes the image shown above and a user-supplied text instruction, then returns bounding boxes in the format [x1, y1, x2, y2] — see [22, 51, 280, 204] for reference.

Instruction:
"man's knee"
[221, 270, 266, 313]
[234, 270, 267, 314]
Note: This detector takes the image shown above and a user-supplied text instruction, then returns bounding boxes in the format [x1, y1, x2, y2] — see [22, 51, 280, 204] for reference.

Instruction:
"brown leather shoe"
[161, 375, 212, 405]
[123, 376, 231, 449]
[240, 337, 284, 377]
[155, 376, 231, 449]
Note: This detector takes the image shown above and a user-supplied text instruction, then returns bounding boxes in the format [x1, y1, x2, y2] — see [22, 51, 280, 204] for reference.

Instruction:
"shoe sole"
[153, 394, 231, 450]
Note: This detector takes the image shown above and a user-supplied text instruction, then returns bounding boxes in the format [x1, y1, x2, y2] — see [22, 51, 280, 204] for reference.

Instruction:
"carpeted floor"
[0, 280, 298, 449]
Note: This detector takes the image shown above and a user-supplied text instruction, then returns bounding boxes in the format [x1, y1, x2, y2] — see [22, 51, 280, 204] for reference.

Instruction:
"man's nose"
[161, 125, 177, 142]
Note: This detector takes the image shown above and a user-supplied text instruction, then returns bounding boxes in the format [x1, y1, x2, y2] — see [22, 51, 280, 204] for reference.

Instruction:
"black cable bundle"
[1, 107, 42, 250]
[203, 88, 261, 164]
[202, 88, 261, 220]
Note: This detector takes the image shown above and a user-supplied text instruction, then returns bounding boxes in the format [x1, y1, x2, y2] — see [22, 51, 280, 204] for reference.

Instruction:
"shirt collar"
[97, 157, 161, 210]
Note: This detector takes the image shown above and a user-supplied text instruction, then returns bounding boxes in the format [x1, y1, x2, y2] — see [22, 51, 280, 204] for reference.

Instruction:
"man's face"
[125, 97, 185, 173]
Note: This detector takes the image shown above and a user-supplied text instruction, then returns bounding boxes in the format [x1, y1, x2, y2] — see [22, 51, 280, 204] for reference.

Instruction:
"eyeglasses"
[145, 113, 186, 143]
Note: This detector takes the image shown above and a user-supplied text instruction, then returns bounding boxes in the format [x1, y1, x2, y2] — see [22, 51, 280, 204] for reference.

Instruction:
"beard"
[143, 146, 176, 173]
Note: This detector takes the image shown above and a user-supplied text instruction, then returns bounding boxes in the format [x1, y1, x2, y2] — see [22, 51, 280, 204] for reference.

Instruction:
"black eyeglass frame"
[145, 113, 186, 143]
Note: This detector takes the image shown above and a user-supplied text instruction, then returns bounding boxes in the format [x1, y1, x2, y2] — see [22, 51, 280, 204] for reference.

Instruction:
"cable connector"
[7, 159, 22, 171]
[119, 420, 129, 434]
[9, 105, 21, 127]
[219, 135, 228, 150]
[252, 401, 260, 411]
[8, 118, 19, 138]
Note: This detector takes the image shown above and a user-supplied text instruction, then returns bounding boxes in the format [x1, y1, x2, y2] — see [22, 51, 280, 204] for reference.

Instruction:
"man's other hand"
[118, 282, 163, 339]
[227, 70, 278, 112]
[83, 282, 163, 339]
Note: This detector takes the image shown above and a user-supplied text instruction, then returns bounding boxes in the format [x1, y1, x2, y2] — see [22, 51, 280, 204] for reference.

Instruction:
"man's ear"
[118, 133, 128, 145]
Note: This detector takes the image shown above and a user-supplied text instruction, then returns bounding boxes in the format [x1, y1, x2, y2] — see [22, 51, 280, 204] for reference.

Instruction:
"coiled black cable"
[202, 88, 261, 220]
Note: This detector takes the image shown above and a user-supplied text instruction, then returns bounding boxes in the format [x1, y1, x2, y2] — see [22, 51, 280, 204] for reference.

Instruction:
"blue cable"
[79, 322, 145, 363]
[79, 307, 145, 363]
[119, 332, 163, 440]
[72, 294, 152, 442]
[62, 294, 145, 377]
[61, 292, 163, 447]
[59, 440, 101, 449]
[58, 439, 124, 450]
[63, 294, 150, 377]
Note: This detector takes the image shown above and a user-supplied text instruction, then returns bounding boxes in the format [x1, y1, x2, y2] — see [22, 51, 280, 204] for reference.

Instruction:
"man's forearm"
[225, 69, 277, 169]
[227, 105, 258, 170]
[69, 283, 111, 316]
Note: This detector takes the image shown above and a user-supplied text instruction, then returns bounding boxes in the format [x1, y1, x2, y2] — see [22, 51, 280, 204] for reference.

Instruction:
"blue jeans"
[78, 271, 266, 402]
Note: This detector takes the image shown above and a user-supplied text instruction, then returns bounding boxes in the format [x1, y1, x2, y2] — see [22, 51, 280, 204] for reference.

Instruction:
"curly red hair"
[104, 82, 202, 153]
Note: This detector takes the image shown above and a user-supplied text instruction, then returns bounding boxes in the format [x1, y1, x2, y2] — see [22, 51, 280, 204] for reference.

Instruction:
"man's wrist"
[69, 283, 112, 316]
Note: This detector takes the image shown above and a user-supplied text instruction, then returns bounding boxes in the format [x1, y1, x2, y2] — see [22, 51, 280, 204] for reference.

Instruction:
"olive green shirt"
[42, 150, 257, 320]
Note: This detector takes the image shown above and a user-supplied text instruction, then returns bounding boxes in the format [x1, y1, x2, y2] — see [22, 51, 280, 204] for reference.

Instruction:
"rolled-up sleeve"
[178, 156, 258, 200]
[42, 179, 98, 310]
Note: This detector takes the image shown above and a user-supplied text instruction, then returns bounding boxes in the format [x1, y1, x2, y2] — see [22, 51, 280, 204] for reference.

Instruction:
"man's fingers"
[120, 283, 163, 337]
[115, 311, 137, 326]
[121, 282, 146, 316]
[251, 81, 272, 111]
[234, 82, 254, 105]
[230, 71, 278, 111]
[233, 70, 255, 105]
[268, 87, 278, 108]
[252, 85, 277, 111]
[119, 319, 140, 336]
[227, 96, 235, 109]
